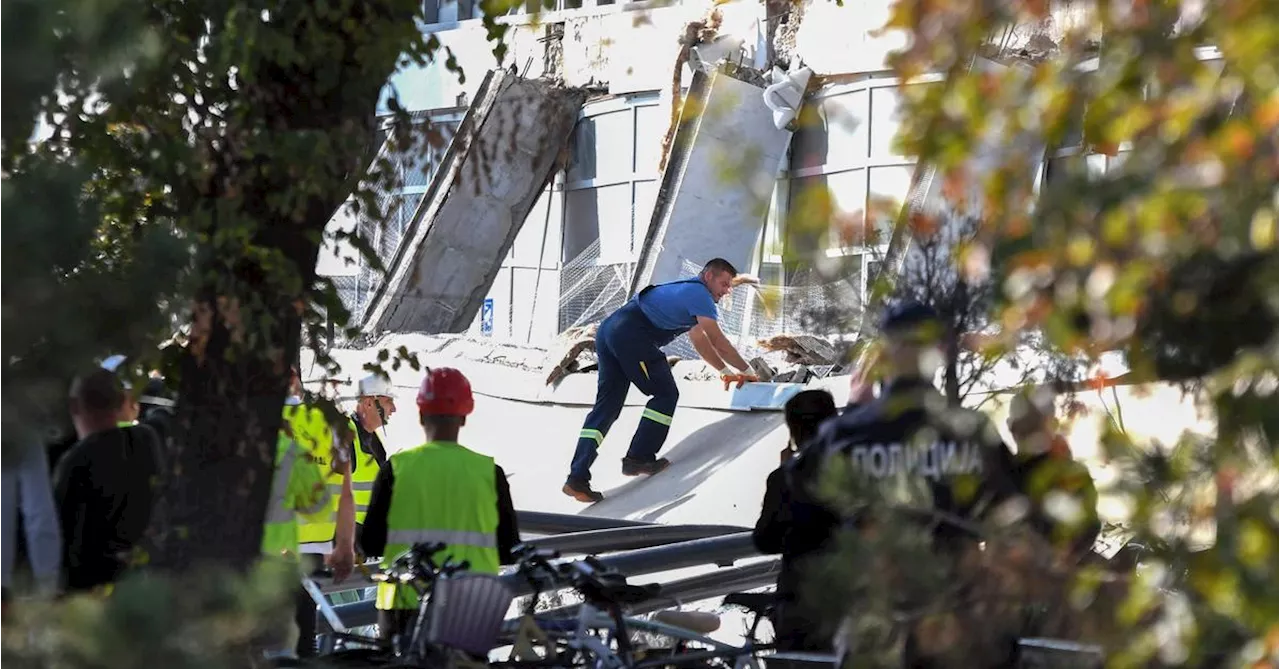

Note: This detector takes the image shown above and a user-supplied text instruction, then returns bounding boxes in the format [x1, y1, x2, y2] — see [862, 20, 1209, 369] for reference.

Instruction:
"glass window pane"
[562, 189, 597, 264]
[790, 101, 828, 171]
[1045, 154, 1106, 187]
[634, 105, 665, 176]
[867, 165, 914, 244]
[632, 180, 658, 254]
[762, 178, 786, 261]
[566, 184, 632, 264]
[568, 109, 634, 183]
[437, 0, 459, 23]
[822, 89, 868, 167]
[869, 85, 907, 160]
[786, 169, 865, 259]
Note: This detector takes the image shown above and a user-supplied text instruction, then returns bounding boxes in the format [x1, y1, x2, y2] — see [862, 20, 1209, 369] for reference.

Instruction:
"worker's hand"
[721, 373, 759, 390]
[731, 274, 761, 288]
[326, 547, 356, 584]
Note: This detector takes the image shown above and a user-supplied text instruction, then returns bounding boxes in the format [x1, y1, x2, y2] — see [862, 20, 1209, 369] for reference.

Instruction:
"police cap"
[880, 300, 941, 341]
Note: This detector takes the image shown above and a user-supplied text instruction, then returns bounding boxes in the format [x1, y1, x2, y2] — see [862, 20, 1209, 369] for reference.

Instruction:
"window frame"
[561, 91, 664, 267]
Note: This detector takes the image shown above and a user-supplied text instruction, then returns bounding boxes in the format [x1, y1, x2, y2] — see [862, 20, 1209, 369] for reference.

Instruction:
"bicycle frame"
[499, 602, 767, 669]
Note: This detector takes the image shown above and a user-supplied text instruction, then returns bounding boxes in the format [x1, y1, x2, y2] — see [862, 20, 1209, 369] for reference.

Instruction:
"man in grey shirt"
[2, 442, 63, 602]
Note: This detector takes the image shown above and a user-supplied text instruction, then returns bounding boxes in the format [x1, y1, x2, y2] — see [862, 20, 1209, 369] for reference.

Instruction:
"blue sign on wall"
[480, 298, 494, 336]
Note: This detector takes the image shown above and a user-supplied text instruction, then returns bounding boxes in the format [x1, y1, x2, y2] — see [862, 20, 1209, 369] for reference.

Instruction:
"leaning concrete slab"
[362, 70, 585, 334]
[630, 64, 794, 294]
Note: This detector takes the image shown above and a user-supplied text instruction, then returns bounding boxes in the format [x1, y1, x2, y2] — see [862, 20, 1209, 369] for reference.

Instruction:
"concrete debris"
[770, 368, 809, 384]
[756, 334, 838, 366]
[807, 364, 837, 379]
[747, 357, 777, 383]
[363, 69, 587, 335]
[542, 324, 598, 386]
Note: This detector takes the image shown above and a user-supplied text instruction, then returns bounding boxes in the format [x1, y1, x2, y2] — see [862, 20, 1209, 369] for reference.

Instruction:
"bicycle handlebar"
[370, 541, 471, 585]
[511, 543, 659, 609]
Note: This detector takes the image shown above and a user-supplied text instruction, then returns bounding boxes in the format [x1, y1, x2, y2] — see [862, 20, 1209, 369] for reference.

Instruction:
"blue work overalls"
[566, 279, 703, 484]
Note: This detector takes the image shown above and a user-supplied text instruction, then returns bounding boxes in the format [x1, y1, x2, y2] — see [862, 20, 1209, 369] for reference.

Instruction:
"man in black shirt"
[54, 368, 163, 592]
[752, 389, 839, 653]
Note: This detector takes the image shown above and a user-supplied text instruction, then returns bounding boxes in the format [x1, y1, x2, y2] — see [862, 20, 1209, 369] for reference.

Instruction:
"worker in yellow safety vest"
[347, 374, 397, 536]
[256, 428, 330, 661]
[359, 367, 520, 642]
[261, 430, 332, 559]
[281, 367, 355, 659]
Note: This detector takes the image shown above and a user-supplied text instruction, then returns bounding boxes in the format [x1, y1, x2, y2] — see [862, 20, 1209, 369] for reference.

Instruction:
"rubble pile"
[541, 324, 599, 387]
[755, 334, 848, 383]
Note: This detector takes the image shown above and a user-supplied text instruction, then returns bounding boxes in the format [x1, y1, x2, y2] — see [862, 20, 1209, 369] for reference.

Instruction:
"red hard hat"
[416, 367, 475, 417]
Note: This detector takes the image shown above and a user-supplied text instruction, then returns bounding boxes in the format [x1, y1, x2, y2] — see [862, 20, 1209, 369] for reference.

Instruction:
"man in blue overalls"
[563, 258, 757, 502]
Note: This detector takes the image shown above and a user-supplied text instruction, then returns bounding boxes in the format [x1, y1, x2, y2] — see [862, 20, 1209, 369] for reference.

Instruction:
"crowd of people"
[752, 301, 1101, 666]
[1, 358, 519, 662]
[2, 292, 1100, 667]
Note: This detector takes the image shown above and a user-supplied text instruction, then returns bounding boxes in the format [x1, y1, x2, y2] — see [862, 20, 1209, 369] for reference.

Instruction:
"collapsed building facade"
[314, 0, 1224, 382]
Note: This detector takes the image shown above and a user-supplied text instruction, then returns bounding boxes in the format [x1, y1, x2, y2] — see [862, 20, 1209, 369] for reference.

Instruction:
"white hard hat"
[358, 374, 394, 398]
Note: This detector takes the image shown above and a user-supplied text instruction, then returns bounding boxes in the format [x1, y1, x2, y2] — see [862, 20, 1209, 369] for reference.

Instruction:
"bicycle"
[494, 545, 772, 669]
[304, 540, 508, 668]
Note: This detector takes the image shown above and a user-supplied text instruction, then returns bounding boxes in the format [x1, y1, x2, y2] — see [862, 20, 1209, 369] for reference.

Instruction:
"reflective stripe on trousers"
[386, 529, 497, 549]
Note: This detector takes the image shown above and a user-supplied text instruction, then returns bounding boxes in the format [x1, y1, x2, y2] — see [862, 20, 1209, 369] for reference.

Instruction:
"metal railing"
[319, 515, 766, 631]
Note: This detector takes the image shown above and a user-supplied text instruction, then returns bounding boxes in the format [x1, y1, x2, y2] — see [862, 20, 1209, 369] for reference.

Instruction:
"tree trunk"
[145, 0, 436, 570]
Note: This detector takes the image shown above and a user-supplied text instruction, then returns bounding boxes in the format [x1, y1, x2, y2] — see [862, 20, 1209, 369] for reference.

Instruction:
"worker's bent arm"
[688, 324, 727, 370]
[494, 465, 521, 565]
[694, 316, 750, 371]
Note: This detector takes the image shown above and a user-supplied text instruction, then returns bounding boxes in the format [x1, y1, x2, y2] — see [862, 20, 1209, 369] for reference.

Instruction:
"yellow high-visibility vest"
[375, 441, 499, 610]
[281, 403, 342, 546]
[347, 418, 380, 526]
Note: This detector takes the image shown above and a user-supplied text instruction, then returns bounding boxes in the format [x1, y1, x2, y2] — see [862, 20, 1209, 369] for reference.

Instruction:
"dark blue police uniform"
[566, 277, 718, 485]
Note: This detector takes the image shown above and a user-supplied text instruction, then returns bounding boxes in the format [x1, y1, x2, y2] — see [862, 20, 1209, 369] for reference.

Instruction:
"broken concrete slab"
[630, 64, 795, 294]
[747, 357, 777, 383]
[756, 334, 838, 365]
[363, 69, 587, 335]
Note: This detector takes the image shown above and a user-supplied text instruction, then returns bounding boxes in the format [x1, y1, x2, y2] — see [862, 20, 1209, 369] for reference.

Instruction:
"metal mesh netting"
[557, 241, 866, 360]
[557, 239, 636, 333]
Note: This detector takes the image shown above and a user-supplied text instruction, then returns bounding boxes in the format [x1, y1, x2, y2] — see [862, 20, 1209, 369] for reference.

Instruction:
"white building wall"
[375, 1, 1224, 350]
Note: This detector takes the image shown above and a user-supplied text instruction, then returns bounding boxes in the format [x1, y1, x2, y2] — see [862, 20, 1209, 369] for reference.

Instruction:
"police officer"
[360, 367, 520, 642]
[563, 258, 758, 503]
[781, 300, 1021, 664]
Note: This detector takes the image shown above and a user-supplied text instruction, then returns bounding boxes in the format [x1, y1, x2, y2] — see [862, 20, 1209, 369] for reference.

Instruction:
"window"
[561, 94, 664, 265]
[782, 78, 916, 261]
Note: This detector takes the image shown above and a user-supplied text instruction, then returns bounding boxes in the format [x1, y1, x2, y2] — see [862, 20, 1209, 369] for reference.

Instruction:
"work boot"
[621, 457, 670, 477]
[563, 479, 604, 503]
